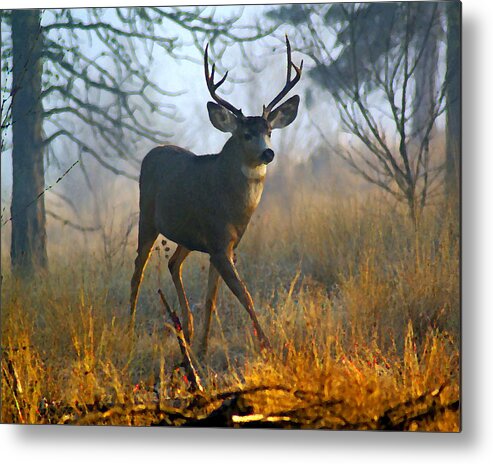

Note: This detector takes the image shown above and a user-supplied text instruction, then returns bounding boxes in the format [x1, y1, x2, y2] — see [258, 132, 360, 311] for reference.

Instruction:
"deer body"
[130, 38, 302, 357]
[141, 141, 266, 255]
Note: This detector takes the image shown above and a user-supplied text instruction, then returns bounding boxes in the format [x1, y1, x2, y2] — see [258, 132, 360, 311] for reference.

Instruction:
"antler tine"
[286, 34, 292, 82]
[204, 43, 243, 117]
[214, 70, 228, 90]
[263, 36, 303, 118]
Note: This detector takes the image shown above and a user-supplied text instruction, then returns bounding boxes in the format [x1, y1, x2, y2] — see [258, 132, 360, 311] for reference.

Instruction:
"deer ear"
[267, 95, 300, 129]
[207, 102, 237, 133]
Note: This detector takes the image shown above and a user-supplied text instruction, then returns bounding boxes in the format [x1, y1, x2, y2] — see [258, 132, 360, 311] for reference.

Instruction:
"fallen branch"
[157, 288, 204, 394]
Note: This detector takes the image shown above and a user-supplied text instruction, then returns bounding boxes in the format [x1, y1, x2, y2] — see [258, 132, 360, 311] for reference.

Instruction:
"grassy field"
[1, 170, 460, 430]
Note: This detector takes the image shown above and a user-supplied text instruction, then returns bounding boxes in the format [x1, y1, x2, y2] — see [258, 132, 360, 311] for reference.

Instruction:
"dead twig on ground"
[158, 288, 204, 394]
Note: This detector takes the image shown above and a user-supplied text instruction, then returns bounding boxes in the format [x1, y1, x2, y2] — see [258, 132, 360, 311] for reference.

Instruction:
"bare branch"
[269, 2, 448, 219]
[46, 209, 101, 232]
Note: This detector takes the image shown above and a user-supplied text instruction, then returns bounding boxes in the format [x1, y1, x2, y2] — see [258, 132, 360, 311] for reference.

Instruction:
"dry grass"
[1, 172, 460, 430]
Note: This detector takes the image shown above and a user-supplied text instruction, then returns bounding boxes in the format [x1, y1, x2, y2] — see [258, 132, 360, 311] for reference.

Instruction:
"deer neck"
[218, 138, 267, 183]
[216, 138, 267, 216]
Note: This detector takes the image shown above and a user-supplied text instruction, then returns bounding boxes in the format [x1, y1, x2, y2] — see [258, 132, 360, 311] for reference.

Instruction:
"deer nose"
[261, 148, 275, 164]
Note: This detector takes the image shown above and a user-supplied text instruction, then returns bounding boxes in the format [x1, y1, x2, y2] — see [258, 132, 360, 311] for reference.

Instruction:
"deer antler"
[204, 44, 244, 118]
[262, 36, 303, 119]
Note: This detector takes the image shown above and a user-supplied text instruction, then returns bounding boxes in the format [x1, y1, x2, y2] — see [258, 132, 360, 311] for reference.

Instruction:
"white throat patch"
[241, 164, 267, 180]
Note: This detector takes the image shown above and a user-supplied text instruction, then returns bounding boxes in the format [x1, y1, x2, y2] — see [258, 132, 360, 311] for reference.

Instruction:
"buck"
[130, 37, 302, 357]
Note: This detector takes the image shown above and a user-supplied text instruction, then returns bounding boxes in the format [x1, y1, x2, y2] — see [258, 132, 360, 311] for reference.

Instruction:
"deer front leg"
[210, 250, 271, 351]
[168, 245, 193, 343]
[199, 263, 221, 359]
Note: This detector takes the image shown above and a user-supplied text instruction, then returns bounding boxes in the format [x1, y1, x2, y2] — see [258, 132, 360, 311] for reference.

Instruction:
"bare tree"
[267, 3, 452, 224]
[445, 1, 460, 199]
[0, 7, 271, 276]
[412, 7, 440, 178]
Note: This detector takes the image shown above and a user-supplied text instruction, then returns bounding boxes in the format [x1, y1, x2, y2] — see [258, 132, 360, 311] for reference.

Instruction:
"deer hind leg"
[199, 263, 221, 359]
[168, 245, 193, 343]
[130, 221, 158, 328]
[210, 250, 271, 350]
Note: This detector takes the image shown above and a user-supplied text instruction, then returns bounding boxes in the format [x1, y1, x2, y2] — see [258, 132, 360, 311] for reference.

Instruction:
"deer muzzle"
[261, 148, 275, 164]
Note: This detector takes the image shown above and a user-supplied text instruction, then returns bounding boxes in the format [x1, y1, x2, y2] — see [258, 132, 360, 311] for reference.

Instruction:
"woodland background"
[1, 0, 461, 433]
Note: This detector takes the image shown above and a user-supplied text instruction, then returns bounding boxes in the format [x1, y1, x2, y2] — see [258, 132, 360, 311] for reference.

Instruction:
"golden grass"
[1, 181, 460, 430]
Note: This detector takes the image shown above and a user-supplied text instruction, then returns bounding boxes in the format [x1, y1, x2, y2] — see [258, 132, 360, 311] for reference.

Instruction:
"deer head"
[204, 36, 303, 168]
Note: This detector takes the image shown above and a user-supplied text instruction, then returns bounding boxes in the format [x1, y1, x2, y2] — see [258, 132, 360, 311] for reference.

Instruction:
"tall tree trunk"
[412, 10, 438, 143]
[10, 10, 47, 276]
[412, 7, 438, 211]
[445, 1, 461, 199]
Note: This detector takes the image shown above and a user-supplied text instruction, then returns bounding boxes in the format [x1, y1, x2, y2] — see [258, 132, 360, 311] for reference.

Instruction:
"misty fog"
[1, 3, 449, 259]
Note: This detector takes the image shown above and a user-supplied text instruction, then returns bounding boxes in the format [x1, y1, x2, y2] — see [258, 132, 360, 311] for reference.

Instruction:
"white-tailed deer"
[130, 37, 302, 356]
